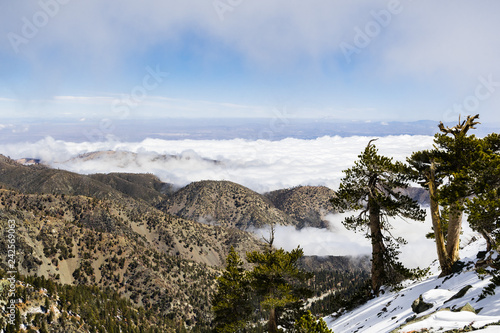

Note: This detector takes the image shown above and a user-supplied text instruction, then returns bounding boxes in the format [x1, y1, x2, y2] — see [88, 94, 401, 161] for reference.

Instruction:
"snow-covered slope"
[326, 236, 500, 333]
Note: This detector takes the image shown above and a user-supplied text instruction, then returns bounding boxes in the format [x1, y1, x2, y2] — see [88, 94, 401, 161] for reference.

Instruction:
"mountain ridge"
[0, 153, 372, 329]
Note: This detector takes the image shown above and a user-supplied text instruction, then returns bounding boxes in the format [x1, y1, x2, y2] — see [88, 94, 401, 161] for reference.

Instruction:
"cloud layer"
[253, 209, 438, 269]
[0, 135, 434, 192]
[3, 1, 499, 76]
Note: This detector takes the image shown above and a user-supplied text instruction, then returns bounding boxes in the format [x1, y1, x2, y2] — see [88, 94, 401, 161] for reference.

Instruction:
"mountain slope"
[0, 155, 269, 326]
[0, 154, 374, 329]
[0, 187, 266, 325]
[157, 180, 296, 229]
[326, 237, 500, 333]
[89, 172, 174, 204]
[265, 185, 337, 228]
[0, 155, 130, 202]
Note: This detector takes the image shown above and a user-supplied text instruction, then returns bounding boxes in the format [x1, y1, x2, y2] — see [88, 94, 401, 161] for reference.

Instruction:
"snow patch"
[327, 234, 500, 333]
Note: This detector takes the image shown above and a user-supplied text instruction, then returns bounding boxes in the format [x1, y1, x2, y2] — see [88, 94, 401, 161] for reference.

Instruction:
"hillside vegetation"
[0, 155, 368, 330]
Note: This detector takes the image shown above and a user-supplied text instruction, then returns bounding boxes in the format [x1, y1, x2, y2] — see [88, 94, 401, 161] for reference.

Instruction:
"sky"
[1, 1, 500, 125]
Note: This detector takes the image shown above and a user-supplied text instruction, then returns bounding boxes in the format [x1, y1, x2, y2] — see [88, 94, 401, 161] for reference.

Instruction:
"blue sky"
[1, 0, 500, 124]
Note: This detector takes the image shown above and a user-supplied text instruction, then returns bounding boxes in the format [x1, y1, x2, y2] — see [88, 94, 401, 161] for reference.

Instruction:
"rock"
[444, 285, 473, 303]
[458, 303, 476, 314]
[411, 295, 433, 314]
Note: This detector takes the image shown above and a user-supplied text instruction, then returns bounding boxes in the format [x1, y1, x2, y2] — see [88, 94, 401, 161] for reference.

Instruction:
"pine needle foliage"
[212, 246, 252, 333]
[409, 115, 500, 274]
[293, 310, 333, 333]
[331, 140, 426, 294]
[246, 246, 314, 332]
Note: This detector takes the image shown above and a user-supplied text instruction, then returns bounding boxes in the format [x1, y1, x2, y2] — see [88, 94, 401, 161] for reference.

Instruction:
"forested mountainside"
[157, 180, 295, 229]
[265, 185, 337, 228]
[0, 154, 371, 330]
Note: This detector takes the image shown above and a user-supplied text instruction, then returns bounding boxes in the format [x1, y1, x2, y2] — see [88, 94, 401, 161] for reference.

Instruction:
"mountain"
[326, 237, 500, 332]
[0, 187, 266, 324]
[265, 185, 337, 228]
[0, 154, 372, 330]
[89, 172, 175, 205]
[0, 155, 267, 326]
[0, 154, 130, 201]
[157, 180, 296, 229]
[397, 186, 430, 206]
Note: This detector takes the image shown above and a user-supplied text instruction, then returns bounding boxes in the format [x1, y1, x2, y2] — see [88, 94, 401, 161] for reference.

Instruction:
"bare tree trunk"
[446, 201, 464, 266]
[428, 161, 452, 276]
[268, 307, 278, 333]
[480, 229, 496, 252]
[369, 200, 385, 295]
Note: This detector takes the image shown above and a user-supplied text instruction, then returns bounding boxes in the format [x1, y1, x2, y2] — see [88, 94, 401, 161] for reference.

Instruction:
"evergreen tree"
[465, 132, 500, 251]
[246, 239, 313, 333]
[212, 246, 252, 333]
[293, 311, 333, 333]
[408, 148, 451, 274]
[434, 115, 481, 269]
[331, 139, 426, 295]
[409, 115, 500, 274]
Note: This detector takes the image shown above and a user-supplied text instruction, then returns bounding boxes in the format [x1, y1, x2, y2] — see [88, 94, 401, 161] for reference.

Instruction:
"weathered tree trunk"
[369, 199, 385, 295]
[446, 201, 464, 266]
[268, 307, 278, 333]
[480, 229, 496, 252]
[428, 161, 452, 276]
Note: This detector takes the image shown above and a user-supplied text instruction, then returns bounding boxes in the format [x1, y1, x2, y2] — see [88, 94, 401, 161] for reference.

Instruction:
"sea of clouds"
[0, 134, 477, 268]
[0, 135, 435, 192]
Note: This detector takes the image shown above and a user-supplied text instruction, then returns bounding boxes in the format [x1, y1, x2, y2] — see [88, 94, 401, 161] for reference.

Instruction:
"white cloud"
[0, 135, 434, 192]
[253, 209, 447, 269]
[252, 214, 372, 258]
[3, 1, 500, 122]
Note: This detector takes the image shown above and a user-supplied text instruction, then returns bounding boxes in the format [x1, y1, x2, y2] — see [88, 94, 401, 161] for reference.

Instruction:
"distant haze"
[1, 118, 498, 144]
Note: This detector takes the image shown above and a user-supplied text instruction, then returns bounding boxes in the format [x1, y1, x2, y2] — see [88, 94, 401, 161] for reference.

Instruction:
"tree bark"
[480, 229, 496, 252]
[268, 307, 278, 333]
[446, 201, 464, 266]
[369, 199, 385, 295]
[428, 161, 452, 276]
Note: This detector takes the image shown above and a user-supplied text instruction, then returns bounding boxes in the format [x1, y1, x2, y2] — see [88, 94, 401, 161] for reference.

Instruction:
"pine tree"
[331, 139, 426, 295]
[408, 148, 451, 274]
[246, 241, 313, 333]
[409, 115, 500, 274]
[464, 132, 500, 251]
[434, 115, 481, 269]
[293, 311, 333, 333]
[212, 246, 252, 333]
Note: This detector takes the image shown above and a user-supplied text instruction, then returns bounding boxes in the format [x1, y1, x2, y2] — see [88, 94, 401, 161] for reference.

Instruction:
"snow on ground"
[475, 326, 500, 332]
[326, 235, 500, 333]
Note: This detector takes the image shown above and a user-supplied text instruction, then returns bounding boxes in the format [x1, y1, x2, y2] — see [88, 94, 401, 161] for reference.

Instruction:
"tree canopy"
[331, 139, 426, 294]
[212, 246, 252, 333]
[409, 114, 500, 274]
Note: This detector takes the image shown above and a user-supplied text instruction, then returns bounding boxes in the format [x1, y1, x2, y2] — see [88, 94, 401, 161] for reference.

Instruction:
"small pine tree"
[247, 244, 313, 333]
[293, 311, 333, 333]
[212, 246, 252, 332]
